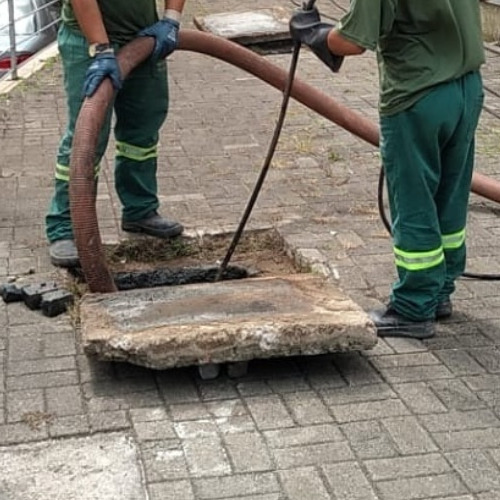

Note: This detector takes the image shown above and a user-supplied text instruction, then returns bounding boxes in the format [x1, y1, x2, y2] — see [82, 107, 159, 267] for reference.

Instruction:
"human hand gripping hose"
[138, 10, 180, 60]
[215, 0, 341, 281]
[83, 51, 122, 98]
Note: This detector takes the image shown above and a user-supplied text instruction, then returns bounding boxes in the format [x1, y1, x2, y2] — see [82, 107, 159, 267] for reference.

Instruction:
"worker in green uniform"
[46, 0, 187, 268]
[290, 0, 485, 339]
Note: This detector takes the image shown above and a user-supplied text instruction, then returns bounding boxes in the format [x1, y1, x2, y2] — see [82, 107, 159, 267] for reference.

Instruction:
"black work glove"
[289, 7, 344, 73]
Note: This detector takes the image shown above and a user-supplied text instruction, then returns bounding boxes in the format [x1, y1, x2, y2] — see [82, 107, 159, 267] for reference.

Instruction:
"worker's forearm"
[164, 0, 186, 14]
[327, 29, 365, 56]
[70, 0, 108, 44]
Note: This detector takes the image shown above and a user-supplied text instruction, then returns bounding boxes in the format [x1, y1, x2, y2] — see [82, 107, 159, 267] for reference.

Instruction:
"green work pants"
[381, 71, 484, 321]
[46, 24, 169, 243]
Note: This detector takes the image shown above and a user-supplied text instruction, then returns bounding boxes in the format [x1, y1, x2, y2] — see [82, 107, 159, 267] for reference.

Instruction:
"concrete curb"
[0, 41, 59, 95]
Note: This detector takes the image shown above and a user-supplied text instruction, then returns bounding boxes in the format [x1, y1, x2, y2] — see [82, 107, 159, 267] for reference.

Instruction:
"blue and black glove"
[289, 7, 344, 73]
[138, 17, 180, 60]
[83, 52, 122, 98]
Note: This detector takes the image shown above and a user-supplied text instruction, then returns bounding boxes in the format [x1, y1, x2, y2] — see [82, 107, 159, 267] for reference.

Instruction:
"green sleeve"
[337, 0, 397, 51]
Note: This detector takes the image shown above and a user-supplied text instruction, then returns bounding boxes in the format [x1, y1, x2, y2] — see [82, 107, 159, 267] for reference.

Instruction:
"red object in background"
[0, 52, 32, 69]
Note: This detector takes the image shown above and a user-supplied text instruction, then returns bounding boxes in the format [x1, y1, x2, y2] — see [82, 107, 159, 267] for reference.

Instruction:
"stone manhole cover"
[81, 274, 377, 370]
[0, 434, 145, 500]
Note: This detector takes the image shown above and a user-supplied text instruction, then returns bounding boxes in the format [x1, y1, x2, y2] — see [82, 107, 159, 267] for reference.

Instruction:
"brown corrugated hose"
[69, 30, 500, 293]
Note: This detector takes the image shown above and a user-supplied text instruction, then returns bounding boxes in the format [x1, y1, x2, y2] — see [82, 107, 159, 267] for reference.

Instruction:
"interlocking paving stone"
[279, 467, 331, 500]
[446, 450, 500, 492]
[2, 1, 500, 498]
[0, 433, 146, 499]
[323, 462, 378, 500]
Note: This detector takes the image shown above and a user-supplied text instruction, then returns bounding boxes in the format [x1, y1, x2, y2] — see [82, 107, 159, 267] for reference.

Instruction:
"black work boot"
[49, 239, 80, 268]
[436, 299, 453, 320]
[369, 305, 435, 339]
[122, 211, 184, 239]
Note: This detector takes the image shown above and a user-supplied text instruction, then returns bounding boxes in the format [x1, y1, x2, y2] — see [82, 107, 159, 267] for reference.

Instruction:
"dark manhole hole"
[70, 229, 300, 292]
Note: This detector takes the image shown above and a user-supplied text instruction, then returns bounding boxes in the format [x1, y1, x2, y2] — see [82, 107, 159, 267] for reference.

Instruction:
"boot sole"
[121, 223, 184, 239]
[50, 255, 80, 268]
[376, 324, 436, 340]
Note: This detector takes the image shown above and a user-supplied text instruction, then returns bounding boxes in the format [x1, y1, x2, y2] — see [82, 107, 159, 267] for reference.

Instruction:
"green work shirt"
[61, 0, 158, 46]
[337, 0, 485, 116]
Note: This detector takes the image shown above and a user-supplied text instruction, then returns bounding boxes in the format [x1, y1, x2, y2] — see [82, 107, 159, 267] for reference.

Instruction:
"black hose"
[215, 0, 317, 281]
[377, 167, 500, 280]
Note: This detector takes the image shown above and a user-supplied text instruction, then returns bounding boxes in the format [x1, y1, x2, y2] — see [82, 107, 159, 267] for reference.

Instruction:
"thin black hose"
[215, 0, 317, 281]
[377, 167, 500, 280]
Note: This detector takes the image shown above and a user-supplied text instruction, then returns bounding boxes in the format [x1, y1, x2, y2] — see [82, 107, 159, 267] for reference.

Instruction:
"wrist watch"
[88, 42, 114, 58]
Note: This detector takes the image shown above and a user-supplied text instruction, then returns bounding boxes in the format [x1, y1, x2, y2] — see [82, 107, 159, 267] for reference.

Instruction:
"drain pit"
[78, 229, 377, 370]
[113, 264, 250, 291]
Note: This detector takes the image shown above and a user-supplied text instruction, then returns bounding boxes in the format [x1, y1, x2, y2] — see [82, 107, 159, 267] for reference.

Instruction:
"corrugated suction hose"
[69, 30, 500, 293]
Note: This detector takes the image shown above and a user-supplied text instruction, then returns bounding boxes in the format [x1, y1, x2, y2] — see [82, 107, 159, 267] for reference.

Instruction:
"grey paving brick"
[463, 374, 500, 391]
[333, 352, 383, 385]
[382, 416, 438, 454]
[6, 389, 44, 422]
[129, 407, 169, 422]
[224, 431, 273, 472]
[183, 436, 231, 477]
[376, 474, 467, 500]
[393, 382, 447, 414]
[193, 472, 280, 499]
[7, 355, 76, 376]
[323, 461, 378, 500]
[469, 347, 500, 373]
[419, 409, 500, 433]
[301, 355, 347, 389]
[372, 352, 440, 368]
[245, 395, 294, 430]
[156, 370, 201, 404]
[272, 441, 353, 469]
[331, 398, 410, 423]
[265, 423, 344, 448]
[321, 383, 396, 406]
[236, 381, 273, 397]
[490, 448, 500, 468]
[7, 370, 78, 391]
[48, 414, 89, 437]
[205, 399, 247, 418]
[429, 379, 486, 411]
[279, 467, 331, 500]
[434, 349, 486, 375]
[149, 480, 195, 500]
[170, 402, 212, 421]
[88, 410, 130, 432]
[376, 364, 454, 384]
[433, 427, 500, 451]
[45, 385, 83, 417]
[446, 449, 500, 492]
[175, 420, 219, 439]
[87, 391, 163, 412]
[477, 494, 500, 500]
[134, 419, 177, 441]
[42, 331, 77, 357]
[266, 376, 311, 394]
[383, 337, 428, 354]
[282, 391, 333, 425]
[365, 453, 451, 482]
[341, 420, 399, 459]
[216, 414, 256, 435]
[141, 441, 189, 482]
[0, 421, 48, 445]
[198, 380, 240, 401]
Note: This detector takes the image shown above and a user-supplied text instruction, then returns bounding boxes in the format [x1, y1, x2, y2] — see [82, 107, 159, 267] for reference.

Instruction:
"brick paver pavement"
[2, 0, 500, 498]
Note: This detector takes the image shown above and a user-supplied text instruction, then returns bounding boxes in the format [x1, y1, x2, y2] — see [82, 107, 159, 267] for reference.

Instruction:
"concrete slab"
[81, 274, 377, 369]
[193, 8, 291, 45]
[0, 434, 146, 500]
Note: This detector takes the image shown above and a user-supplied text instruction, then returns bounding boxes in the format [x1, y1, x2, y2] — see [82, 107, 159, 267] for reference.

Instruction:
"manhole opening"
[70, 228, 302, 292]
